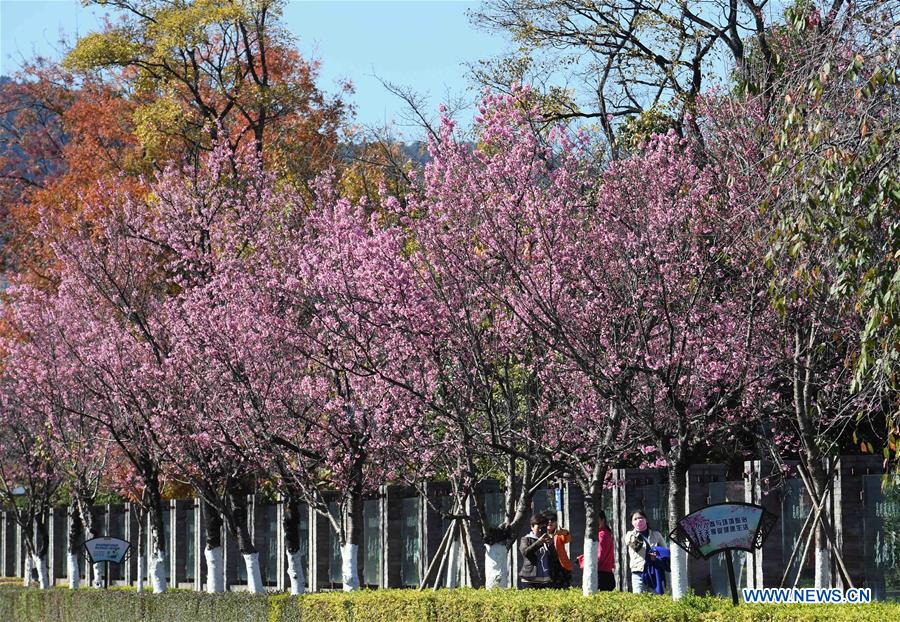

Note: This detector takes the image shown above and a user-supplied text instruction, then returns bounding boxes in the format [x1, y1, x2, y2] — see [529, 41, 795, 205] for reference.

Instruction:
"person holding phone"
[543, 511, 573, 588]
[518, 514, 558, 588]
[625, 509, 666, 593]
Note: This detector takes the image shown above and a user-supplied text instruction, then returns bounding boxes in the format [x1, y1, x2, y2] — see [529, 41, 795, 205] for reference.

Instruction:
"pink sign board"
[670, 502, 777, 560]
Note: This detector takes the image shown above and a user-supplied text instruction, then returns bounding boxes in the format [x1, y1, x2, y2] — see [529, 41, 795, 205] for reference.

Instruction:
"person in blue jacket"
[640, 543, 671, 594]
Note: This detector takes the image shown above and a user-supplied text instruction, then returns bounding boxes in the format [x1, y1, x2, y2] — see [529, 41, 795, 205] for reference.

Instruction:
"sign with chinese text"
[669, 502, 777, 560]
[83, 537, 131, 565]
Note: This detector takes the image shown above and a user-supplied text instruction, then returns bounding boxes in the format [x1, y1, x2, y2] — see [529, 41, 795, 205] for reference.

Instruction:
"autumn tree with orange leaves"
[1, 0, 348, 277]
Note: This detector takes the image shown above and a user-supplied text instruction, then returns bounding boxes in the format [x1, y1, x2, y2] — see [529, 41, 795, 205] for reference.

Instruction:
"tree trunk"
[242, 550, 263, 593]
[809, 464, 833, 589]
[227, 489, 264, 594]
[33, 552, 49, 589]
[483, 541, 509, 589]
[92, 562, 105, 588]
[67, 501, 82, 589]
[340, 543, 359, 591]
[286, 548, 305, 595]
[480, 455, 535, 590]
[581, 481, 603, 596]
[146, 478, 168, 594]
[814, 521, 832, 589]
[148, 512, 167, 594]
[78, 502, 105, 588]
[135, 512, 145, 593]
[22, 546, 33, 588]
[202, 499, 225, 593]
[477, 510, 513, 590]
[445, 525, 461, 589]
[668, 462, 689, 599]
[793, 319, 833, 589]
[33, 514, 50, 589]
[282, 497, 306, 595]
[338, 493, 362, 591]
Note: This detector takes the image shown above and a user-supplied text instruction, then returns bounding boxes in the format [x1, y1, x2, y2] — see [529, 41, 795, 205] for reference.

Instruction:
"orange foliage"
[1, 3, 348, 283]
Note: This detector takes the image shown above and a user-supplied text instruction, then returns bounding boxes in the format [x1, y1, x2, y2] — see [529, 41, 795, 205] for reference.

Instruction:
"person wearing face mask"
[625, 509, 666, 593]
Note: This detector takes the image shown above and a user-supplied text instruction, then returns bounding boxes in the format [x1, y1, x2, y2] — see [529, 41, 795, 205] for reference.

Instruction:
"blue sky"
[0, 0, 510, 133]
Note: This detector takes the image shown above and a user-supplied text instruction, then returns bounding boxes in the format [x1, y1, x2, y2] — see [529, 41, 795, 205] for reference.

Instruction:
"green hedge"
[0, 586, 897, 622]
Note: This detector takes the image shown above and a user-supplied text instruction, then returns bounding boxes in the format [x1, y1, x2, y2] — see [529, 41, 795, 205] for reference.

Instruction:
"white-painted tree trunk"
[445, 536, 461, 588]
[582, 538, 599, 596]
[34, 553, 49, 589]
[815, 538, 832, 589]
[670, 543, 688, 599]
[483, 542, 509, 589]
[149, 547, 167, 594]
[205, 546, 225, 593]
[136, 552, 145, 593]
[340, 543, 360, 591]
[22, 553, 33, 587]
[668, 464, 689, 599]
[67, 551, 80, 589]
[92, 562, 105, 588]
[243, 552, 265, 594]
[286, 549, 306, 595]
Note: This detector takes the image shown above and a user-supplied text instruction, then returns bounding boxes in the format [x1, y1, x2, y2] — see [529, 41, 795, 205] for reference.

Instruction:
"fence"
[2, 456, 898, 599]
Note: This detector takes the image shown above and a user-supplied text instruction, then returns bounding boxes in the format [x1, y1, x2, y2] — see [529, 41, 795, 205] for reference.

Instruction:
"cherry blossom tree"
[0, 364, 63, 589]
[412, 88, 773, 597]
[143, 149, 288, 594]
[164, 265, 298, 593]
[611, 133, 769, 598]
[258, 186, 428, 592]
[398, 104, 576, 589]
[0, 299, 110, 588]
[132, 148, 417, 594]
[10, 250, 172, 593]
[1, 148, 258, 593]
[393, 91, 635, 594]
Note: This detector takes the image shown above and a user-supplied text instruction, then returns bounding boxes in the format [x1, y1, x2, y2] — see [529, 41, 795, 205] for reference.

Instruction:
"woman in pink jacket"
[578, 509, 616, 590]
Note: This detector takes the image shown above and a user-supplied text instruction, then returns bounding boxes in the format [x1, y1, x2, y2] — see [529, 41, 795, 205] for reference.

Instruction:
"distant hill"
[400, 141, 431, 166]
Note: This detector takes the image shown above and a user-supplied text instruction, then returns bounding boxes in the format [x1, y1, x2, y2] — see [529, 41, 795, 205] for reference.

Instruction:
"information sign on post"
[83, 537, 131, 589]
[669, 502, 777, 605]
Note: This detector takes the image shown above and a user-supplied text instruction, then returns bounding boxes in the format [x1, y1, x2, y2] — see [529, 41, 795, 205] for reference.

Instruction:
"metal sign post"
[669, 502, 777, 606]
[724, 549, 738, 605]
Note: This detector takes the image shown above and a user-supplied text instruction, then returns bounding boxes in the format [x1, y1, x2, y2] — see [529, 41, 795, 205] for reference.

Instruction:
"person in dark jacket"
[518, 514, 558, 588]
[544, 511, 572, 588]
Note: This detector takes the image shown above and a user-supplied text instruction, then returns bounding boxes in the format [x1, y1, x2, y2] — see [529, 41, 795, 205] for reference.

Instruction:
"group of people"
[517, 509, 670, 594]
